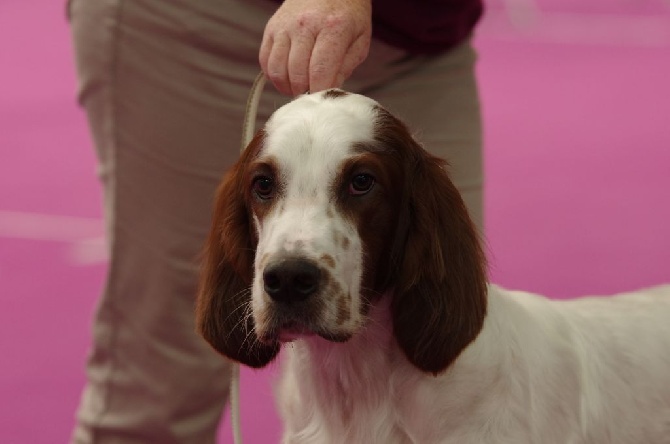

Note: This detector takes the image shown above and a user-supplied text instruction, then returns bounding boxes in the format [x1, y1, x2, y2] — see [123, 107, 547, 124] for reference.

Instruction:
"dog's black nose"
[263, 259, 321, 303]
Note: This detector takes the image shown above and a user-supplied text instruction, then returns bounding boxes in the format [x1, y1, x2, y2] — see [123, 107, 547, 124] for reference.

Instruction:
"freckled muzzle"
[256, 253, 356, 344]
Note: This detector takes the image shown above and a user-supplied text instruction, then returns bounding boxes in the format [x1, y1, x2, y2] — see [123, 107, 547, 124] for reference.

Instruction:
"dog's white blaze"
[251, 93, 378, 335]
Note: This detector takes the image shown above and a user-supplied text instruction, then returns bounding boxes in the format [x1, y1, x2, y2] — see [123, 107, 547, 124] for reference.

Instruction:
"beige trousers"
[68, 0, 483, 442]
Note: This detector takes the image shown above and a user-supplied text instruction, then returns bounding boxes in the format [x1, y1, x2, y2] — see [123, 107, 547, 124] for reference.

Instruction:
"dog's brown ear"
[376, 110, 487, 375]
[195, 132, 280, 368]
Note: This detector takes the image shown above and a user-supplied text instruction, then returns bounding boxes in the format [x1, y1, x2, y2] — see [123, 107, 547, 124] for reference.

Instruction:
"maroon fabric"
[267, 0, 483, 55]
[371, 0, 483, 54]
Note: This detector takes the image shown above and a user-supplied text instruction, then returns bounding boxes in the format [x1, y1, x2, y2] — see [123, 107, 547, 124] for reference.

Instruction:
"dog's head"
[196, 89, 487, 374]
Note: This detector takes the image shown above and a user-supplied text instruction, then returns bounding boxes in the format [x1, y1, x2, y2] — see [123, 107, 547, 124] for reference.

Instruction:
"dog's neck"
[277, 291, 507, 442]
[278, 294, 410, 440]
[292, 294, 403, 406]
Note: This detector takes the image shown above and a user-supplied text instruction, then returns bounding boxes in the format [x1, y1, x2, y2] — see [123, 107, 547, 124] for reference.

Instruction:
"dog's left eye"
[253, 176, 275, 199]
[349, 174, 375, 196]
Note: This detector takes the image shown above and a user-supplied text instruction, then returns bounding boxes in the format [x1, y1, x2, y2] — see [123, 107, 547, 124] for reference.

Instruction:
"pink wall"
[1, 1, 669, 442]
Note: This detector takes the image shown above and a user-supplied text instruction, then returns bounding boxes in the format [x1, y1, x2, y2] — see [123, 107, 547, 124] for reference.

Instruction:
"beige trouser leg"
[68, 0, 482, 442]
[346, 39, 483, 231]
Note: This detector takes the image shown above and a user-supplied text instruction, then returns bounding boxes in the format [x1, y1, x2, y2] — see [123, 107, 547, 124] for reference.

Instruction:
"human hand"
[259, 0, 372, 96]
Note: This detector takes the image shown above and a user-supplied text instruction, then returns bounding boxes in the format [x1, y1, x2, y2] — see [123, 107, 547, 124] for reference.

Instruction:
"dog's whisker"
[218, 288, 252, 328]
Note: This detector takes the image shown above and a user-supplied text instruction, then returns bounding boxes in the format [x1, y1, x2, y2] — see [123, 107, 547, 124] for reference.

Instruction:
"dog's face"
[197, 90, 487, 374]
[247, 90, 402, 344]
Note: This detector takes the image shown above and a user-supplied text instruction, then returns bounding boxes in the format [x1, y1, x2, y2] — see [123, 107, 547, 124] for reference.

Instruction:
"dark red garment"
[268, 0, 483, 55]
[371, 0, 483, 54]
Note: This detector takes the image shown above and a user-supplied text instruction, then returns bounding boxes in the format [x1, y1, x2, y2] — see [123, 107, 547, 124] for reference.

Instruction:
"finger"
[265, 31, 292, 96]
[287, 32, 316, 96]
[334, 34, 370, 88]
[308, 31, 349, 93]
[259, 31, 273, 75]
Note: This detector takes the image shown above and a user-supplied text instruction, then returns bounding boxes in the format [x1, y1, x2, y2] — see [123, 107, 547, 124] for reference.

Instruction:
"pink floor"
[1, 1, 669, 443]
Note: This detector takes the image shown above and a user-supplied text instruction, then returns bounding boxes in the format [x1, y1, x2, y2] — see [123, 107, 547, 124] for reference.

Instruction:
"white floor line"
[70, 237, 109, 265]
[480, 10, 670, 47]
[0, 210, 109, 265]
[0, 210, 104, 242]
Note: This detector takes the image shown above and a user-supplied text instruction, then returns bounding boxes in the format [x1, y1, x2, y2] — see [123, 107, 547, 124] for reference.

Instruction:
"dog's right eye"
[253, 176, 274, 200]
[349, 174, 375, 196]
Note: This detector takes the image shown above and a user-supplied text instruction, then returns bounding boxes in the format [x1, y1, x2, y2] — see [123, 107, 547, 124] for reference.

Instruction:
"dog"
[196, 89, 670, 443]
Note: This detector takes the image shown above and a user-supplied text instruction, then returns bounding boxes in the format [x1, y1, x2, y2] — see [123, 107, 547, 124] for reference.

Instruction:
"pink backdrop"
[1, 1, 668, 442]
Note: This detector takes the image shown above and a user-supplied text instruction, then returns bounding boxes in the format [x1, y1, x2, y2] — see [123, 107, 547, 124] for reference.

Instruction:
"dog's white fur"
[198, 90, 670, 443]
[278, 284, 670, 443]
[250, 94, 376, 340]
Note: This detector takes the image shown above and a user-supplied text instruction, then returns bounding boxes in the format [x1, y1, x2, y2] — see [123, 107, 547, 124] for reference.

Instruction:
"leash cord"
[231, 71, 267, 444]
[241, 72, 268, 152]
